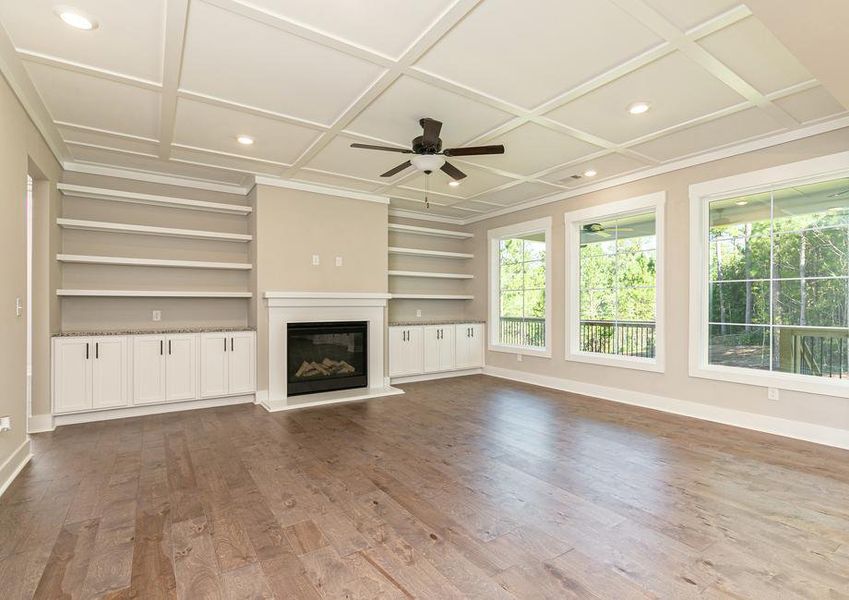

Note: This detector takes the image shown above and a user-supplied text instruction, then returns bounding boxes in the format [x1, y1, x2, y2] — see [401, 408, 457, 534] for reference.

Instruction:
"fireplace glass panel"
[287, 321, 368, 396]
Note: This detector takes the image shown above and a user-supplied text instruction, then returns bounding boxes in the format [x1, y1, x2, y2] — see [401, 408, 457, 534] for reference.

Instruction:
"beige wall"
[251, 185, 388, 394]
[0, 72, 60, 473]
[467, 127, 849, 434]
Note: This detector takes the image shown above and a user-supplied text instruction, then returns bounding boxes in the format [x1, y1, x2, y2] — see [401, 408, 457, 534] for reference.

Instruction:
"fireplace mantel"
[261, 291, 400, 411]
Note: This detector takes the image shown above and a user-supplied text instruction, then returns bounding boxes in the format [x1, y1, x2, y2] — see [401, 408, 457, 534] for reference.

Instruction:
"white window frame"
[689, 150, 849, 398]
[488, 217, 553, 358]
[564, 191, 666, 372]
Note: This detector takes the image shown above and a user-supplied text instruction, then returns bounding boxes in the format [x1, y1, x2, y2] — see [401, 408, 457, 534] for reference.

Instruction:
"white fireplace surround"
[262, 292, 402, 411]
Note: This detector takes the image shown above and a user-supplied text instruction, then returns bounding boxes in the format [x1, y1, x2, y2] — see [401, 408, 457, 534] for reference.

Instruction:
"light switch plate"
[335, 256, 343, 267]
[152, 310, 162, 322]
[416, 309, 422, 317]
[312, 254, 320, 266]
[0, 416, 10, 432]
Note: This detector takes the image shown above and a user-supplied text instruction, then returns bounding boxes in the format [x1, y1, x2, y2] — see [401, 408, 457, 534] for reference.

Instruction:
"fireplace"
[286, 321, 368, 396]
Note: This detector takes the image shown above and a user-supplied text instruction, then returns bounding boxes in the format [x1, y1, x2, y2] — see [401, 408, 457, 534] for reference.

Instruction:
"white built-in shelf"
[57, 218, 252, 242]
[388, 223, 473, 239]
[58, 183, 252, 215]
[57, 254, 253, 270]
[388, 270, 473, 279]
[389, 247, 473, 259]
[390, 294, 474, 300]
[57, 289, 253, 298]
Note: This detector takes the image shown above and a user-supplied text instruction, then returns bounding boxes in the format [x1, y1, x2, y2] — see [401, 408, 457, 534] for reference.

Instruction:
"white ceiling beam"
[17, 50, 162, 91]
[178, 89, 328, 131]
[157, 0, 191, 159]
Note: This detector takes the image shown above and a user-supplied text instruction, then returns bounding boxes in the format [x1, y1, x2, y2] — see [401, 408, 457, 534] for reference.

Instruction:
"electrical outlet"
[335, 256, 343, 267]
[516, 353, 523, 362]
[767, 387, 779, 401]
[312, 254, 320, 266]
[0, 416, 11, 432]
[416, 309, 422, 318]
[152, 310, 162, 322]
[15, 297, 22, 317]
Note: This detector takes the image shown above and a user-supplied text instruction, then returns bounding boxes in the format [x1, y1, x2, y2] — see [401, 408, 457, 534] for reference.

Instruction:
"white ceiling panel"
[26, 61, 160, 138]
[181, 0, 385, 125]
[67, 145, 250, 185]
[546, 52, 744, 144]
[415, 0, 662, 109]
[773, 86, 847, 125]
[631, 107, 783, 162]
[173, 98, 321, 165]
[0, 0, 165, 82]
[460, 123, 602, 176]
[346, 76, 512, 147]
[543, 153, 651, 186]
[306, 135, 413, 181]
[478, 181, 558, 206]
[640, 0, 741, 32]
[396, 163, 515, 198]
[697, 16, 813, 95]
[294, 170, 383, 192]
[239, 0, 455, 59]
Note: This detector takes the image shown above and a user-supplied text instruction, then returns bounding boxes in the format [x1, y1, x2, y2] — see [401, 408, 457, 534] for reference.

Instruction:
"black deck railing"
[499, 317, 546, 347]
[579, 320, 656, 358]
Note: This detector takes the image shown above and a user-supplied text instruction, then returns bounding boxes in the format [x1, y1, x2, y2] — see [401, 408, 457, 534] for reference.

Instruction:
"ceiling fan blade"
[443, 144, 505, 157]
[440, 161, 467, 180]
[380, 161, 412, 178]
[350, 143, 412, 154]
[420, 118, 442, 147]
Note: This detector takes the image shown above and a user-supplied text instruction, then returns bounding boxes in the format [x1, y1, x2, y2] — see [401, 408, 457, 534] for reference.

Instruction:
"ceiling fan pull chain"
[425, 173, 430, 209]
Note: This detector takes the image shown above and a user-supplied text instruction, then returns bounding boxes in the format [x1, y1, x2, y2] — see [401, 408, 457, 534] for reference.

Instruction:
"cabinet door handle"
[160, 340, 163, 355]
[224, 337, 227, 352]
[95, 342, 99, 359]
[86, 342, 89, 360]
[168, 340, 172, 355]
[471, 328, 474, 338]
[231, 337, 234, 352]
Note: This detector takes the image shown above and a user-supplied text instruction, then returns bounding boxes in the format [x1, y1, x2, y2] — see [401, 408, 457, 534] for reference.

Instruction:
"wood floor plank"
[3, 375, 848, 598]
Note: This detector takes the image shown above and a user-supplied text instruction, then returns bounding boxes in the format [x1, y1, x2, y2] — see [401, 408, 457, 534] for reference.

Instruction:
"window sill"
[566, 350, 664, 373]
[489, 344, 551, 359]
[690, 364, 849, 398]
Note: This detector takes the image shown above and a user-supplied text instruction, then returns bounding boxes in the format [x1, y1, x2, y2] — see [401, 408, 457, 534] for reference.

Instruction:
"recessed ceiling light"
[448, 180, 461, 187]
[237, 135, 254, 145]
[55, 6, 98, 30]
[735, 200, 748, 206]
[583, 169, 597, 178]
[628, 101, 651, 115]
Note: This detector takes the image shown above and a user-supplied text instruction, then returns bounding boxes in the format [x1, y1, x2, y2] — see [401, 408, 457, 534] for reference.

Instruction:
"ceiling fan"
[349, 117, 504, 182]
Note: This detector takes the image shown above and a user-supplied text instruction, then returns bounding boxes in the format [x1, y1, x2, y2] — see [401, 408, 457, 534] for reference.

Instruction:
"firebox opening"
[287, 321, 368, 396]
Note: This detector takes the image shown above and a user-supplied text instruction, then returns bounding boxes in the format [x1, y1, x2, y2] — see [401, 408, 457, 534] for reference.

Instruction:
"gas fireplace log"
[295, 359, 358, 378]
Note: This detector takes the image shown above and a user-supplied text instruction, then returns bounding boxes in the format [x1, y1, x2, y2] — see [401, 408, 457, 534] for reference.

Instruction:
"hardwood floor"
[2, 375, 849, 599]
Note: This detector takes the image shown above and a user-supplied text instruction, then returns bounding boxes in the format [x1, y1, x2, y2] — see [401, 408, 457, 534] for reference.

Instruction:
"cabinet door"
[436, 326, 455, 371]
[53, 338, 92, 413]
[466, 324, 484, 368]
[91, 337, 128, 409]
[200, 333, 229, 398]
[228, 332, 255, 394]
[133, 336, 167, 404]
[455, 324, 484, 369]
[166, 335, 197, 402]
[389, 327, 424, 377]
[423, 326, 441, 373]
[405, 327, 424, 375]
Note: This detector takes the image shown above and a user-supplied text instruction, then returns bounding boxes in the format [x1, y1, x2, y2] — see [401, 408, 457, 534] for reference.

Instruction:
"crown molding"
[254, 175, 390, 204]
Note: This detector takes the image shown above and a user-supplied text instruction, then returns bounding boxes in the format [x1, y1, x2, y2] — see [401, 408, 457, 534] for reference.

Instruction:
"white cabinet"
[165, 335, 197, 401]
[455, 323, 484, 369]
[53, 336, 128, 414]
[423, 325, 455, 373]
[133, 336, 167, 404]
[200, 331, 255, 398]
[388, 326, 424, 377]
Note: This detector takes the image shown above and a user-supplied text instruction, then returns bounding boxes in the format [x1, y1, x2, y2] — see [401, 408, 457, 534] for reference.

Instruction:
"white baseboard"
[53, 394, 255, 427]
[28, 413, 55, 433]
[483, 366, 849, 450]
[259, 386, 404, 413]
[391, 368, 483, 385]
[0, 438, 32, 498]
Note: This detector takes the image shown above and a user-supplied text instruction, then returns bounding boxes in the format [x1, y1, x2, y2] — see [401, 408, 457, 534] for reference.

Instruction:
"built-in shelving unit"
[390, 294, 474, 300]
[57, 254, 253, 270]
[57, 290, 253, 298]
[59, 183, 252, 215]
[388, 223, 473, 239]
[389, 270, 473, 279]
[58, 218, 252, 242]
[388, 247, 473, 259]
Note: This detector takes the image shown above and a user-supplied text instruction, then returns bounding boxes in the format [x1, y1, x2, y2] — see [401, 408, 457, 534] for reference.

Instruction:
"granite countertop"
[53, 327, 256, 337]
[389, 319, 486, 326]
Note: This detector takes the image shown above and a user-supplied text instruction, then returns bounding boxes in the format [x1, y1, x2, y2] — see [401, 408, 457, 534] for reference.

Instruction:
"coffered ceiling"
[1, 0, 847, 221]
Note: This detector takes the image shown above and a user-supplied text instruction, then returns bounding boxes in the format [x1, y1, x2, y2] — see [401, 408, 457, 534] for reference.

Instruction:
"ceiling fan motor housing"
[412, 135, 442, 154]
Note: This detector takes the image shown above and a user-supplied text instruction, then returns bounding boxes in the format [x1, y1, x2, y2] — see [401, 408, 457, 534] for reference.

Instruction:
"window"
[488, 218, 552, 356]
[690, 151, 849, 396]
[565, 192, 665, 371]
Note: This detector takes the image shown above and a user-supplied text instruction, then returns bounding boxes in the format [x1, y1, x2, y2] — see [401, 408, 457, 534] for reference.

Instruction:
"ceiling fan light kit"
[350, 117, 505, 207]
